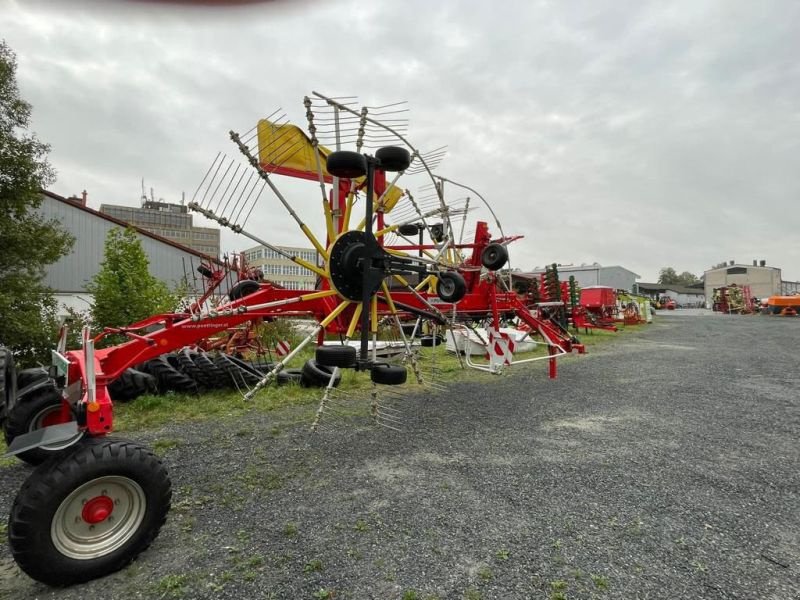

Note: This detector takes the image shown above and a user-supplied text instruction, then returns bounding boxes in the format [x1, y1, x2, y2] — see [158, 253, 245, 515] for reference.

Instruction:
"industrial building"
[637, 283, 705, 308]
[703, 260, 782, 303]
[39, 191, 217, 316]
[100, 198, 220, 257]
[527, 264, 641, 292]
[243, 244, 319, 291]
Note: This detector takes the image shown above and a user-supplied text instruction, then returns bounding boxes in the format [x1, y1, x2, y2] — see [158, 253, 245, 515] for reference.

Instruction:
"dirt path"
[1, 313, 798, 599]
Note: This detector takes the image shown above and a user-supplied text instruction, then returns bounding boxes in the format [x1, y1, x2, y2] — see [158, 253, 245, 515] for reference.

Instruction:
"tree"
[0, 40, 74, 365]
[658, 267, 700, 287]
[87, 227, 179, 341]
[658, 267, 679, 285]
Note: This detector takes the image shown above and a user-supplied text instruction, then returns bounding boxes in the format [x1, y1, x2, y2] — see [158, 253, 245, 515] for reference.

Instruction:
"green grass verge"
[0, 323, 645, 460]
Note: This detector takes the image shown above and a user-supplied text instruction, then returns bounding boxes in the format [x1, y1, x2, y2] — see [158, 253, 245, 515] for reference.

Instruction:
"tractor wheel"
[143, 354, 198, 394]
[300, 360, 342, 388]
[326, 150, 367, 179]
[375, 146, 412, 172]
[315, 345, 357, 368]
[16, 367, 49, 390]
[9, 436, 171, 586]
[219, 354, 265, 386]
[436, 272, 467, 303]
[480, 243, 509, 271]
[278, 368, 303, 385]
[397, 223, 420, 236]
[420, 334, 443, 347]
[4, 384, 80, 466]
[174, 349, 208, 389]
[229, 279, 260, 301]
[108, 369, 157, 403]
[370, 364, 407, 386]
[188, 350, 227, 388]
[0, 347, 16, 428]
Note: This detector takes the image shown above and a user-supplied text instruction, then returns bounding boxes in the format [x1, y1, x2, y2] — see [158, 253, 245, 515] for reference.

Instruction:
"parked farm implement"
[0, 92, 584, 586]
[712, 285, 755, 314]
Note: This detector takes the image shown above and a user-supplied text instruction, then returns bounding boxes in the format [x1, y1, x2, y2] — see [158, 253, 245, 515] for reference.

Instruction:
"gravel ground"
[1, 312, 798, 599]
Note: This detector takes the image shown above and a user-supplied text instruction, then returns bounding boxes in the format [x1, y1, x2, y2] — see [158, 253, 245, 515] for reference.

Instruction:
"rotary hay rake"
[0, 92, 584, 586]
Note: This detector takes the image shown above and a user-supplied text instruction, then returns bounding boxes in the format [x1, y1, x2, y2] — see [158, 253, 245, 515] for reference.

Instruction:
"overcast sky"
[3, 0, 799, 282]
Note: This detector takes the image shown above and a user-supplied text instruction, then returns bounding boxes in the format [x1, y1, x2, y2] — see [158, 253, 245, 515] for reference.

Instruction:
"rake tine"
[233, 176, 263, 227]
[204, 158, 237, 210]
[238, 180, 267, 228]
[225, 170, 257, 226]
[199, 154, 229, 209]
[219, 166, 250, 220]
[192, 152, 222, 204]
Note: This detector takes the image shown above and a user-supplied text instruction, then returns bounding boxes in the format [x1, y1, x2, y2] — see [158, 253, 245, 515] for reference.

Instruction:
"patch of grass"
[247, 555, 265, 568]
[495, 548, 509, 561]
[463, 587, 482, 600]
[284, 521, 298, 537]
[236, 529, 251, 544]
[591, 573, 609, 589]
[313, 589, 333, 600]
[402, 591, 419, 600]
[354, 519, 370, 532]
[477, 565, 493, 581]
[304, 559, 324, 573]
[550, 580, 567, 592]
[156, 574, 189, 598]
[692, 561, 707, 573]
[152, 437, 182, 454]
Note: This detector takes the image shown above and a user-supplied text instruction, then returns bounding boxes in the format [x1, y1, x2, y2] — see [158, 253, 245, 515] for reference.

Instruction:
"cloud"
[3, 0, 799, 280]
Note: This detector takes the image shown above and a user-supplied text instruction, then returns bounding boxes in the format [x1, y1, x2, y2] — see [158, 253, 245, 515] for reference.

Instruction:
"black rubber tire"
[278, 368, 303, 385]
[480, 243, 509, 271]
[219, 354, 265, 386]
[9, 436, 171, 586]
[397, 223, 420, 236]
[326, 150, 367, 179]
[229, 279, 260, 301]
[300, 360, 342, 388]
[4, 384, 79, 466]
[512, 280, 531, 295]
[188, 351, 227, 389]
[370, 364, 407, 386]
[420, 335, 443, 347]
[436, 271, 467, 303]
[108, 369, 157, 403]
[16, 367, 49, 390]
[142, 354, 197, 394]
[1, 348, 17, 422]
[429, 223, 445, 243]
[174, 348, 208, 389]
[375, 146, 412, 172]
[315, 345, 357, 368]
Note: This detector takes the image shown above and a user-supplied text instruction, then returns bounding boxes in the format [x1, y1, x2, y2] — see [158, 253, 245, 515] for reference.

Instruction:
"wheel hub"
[328, 230, 386, 301]
[81, 495, 114, 524]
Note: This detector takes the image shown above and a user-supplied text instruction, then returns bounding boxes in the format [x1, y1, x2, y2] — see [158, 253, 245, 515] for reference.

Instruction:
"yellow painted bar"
[319, 300, 352, 327]
[380, 282, 398, 314]
[370, 296, 378, 334]
[298, 289, 339, 302]
[345, 304, 363, 338]
[342, 192, 355, 231]
[300, 223, 328, 258]
[292, 257, 327, 278]
[415, 274, 435, 292]
[322, 198, 335, 243]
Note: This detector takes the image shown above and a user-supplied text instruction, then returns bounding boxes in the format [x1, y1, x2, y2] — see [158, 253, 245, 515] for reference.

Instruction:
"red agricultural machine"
[0, 92, 584, 586]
